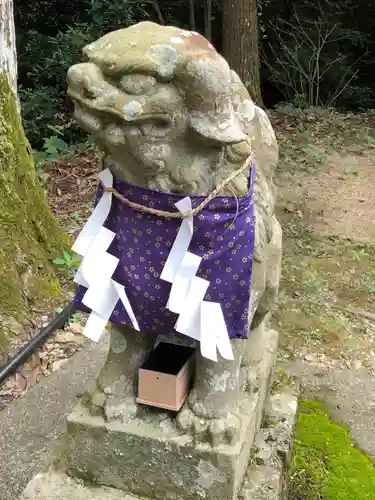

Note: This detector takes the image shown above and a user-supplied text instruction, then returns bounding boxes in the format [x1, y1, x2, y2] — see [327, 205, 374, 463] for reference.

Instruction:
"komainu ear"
[178, 57, 247, 145]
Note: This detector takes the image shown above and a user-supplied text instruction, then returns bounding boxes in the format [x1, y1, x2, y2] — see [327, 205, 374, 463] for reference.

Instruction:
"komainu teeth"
[139, 123, 168, 138]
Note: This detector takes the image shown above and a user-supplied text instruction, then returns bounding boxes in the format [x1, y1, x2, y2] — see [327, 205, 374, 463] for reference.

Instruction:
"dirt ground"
[273, 108, 375, 373]
[280, 151, 375, 243]
[1, 108, 375, 410]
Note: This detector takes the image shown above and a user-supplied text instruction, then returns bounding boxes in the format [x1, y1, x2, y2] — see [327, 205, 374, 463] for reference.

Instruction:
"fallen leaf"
[15, 371, 27, 392]
[22, 368, 40, 389]
[22, 352, 41, 371]
[352, 359, 362, 370]
[54, 331, 80, 343]
[69, 323, 82, 334]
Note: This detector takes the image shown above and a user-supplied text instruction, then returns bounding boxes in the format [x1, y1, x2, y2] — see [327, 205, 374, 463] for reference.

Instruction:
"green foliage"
[17, 23, 102, 147]
[15, 0, 159, 148]
[261, 0, 375, 109]
[13, 0, 375, 152]
[53, 250, 80, 269]
[34, 128, 68, 160]
[53, 250, 81, 278]
[288, 400, 375, 499]
[366, 281, 375, 294]
[13, 0, 219, 151]
[33, 133, 69, 179]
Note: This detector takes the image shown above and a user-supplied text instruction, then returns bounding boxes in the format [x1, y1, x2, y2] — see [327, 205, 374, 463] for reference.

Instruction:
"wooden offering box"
[137, 342, 196, 412]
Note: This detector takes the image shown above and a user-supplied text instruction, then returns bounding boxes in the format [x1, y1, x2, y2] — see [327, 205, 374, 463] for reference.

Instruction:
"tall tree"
[222, 0, 263, 106]
[0, 0, 69, 353]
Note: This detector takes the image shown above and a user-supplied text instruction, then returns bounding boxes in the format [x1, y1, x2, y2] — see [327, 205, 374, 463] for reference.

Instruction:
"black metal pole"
[0, 302, 75, 386]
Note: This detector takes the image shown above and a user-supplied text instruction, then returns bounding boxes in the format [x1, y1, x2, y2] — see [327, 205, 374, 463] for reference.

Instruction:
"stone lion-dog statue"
[67, 21, 282, 447]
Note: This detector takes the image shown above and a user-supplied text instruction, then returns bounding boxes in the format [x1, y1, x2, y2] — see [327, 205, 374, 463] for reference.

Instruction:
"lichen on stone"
[288, 400, 375, 499]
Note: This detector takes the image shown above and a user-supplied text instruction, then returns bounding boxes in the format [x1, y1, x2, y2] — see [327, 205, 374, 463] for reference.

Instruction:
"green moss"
[0, 73, 69, 350]
[271, 367, 298, 394]
[288, 400, 375, 500]
[262, 415, 278, 428]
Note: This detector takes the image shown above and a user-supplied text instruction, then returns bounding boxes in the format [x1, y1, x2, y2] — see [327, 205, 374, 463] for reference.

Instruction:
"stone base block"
[64, 396, 258, 500]
[240, 388, 300, 500]
[60, 329, 279, 500]
[20, 471, 139, 500]
[20, 386, 299, 500]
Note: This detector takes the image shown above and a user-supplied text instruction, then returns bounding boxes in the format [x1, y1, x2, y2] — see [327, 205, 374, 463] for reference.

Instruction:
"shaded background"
[14, 0, 375, 148]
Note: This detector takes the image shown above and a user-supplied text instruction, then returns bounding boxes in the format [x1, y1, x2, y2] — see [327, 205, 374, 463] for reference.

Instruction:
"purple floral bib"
[73, 165, 256, 347]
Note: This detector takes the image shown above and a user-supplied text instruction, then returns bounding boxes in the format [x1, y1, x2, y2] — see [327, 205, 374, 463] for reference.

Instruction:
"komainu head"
[67, 21, 277, 197]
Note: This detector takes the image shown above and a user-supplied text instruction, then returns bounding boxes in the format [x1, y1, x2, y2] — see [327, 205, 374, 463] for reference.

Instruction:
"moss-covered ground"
[270, 108, 375, 498]
[288, 400, 375, 500]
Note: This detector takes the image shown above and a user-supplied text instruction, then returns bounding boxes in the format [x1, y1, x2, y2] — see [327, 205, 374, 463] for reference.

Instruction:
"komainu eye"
[119, 75, 156, 95]
[83, 88, 97, 100]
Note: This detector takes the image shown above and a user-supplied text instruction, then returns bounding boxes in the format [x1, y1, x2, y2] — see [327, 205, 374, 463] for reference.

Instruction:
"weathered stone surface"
[282, 359, 375, 461]
[63, 328, 279, 500]
[240, 465, 283, 500]
[239, 389, 299, 500]
[20, 386, 297, 500]
[20, 470, 142, 500]
[66, 20, 282, 442]
[0, 336, 109, 500]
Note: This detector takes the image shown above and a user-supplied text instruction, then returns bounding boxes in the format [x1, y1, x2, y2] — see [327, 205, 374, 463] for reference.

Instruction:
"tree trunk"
[0, 0, 18, 103]
[222, 0, 263, 106]
[188, 0, 196, 31]
[151, 1, 165, 25]
[204, 0, 212, 41]
[0, 0, 69, 352]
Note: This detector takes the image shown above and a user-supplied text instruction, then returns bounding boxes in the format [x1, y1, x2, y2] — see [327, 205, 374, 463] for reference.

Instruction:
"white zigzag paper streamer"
[161, 199, 234, 362]
[72, 169, 139, 342]
[72, 169, 233, 361]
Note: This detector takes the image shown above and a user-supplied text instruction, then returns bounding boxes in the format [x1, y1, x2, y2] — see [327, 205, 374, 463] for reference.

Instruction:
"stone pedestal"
[65, 400, 254, 500]
[19, 329, 281, 500]
[62, 329, 277, 500]
[20, 386, 299, 500]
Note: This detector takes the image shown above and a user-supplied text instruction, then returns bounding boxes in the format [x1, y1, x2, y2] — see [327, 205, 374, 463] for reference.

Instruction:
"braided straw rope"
[102, 154, 253, 219]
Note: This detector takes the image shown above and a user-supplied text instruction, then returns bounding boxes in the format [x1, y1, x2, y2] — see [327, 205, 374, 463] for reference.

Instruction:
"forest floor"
[1, 108, 375, 417]
[273, 107, 375, 371]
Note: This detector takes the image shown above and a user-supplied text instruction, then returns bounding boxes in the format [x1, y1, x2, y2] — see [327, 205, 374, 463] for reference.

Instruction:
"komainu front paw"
[176, 405, 243, 447]
[103, 394, 139, 423]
